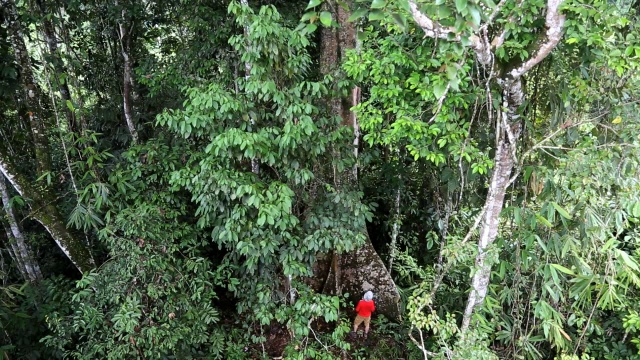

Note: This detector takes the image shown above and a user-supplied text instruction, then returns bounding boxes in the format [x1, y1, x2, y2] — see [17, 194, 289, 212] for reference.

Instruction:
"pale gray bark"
[116, 0, 139, 144]
[240, 0, 260, 175]
[408, 0, 567, 335]
[3, 223, 28, 280]
[0, 178, 42, 282]
[388, 184, 401, 275]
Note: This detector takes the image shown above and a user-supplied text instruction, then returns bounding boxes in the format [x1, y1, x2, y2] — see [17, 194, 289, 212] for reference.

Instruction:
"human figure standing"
[352, 290, 375, 339]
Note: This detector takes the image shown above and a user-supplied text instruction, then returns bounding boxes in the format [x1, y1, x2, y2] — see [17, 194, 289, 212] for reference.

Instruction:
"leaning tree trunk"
[315, 0, 400, 319]
[0, 177, 42, 282]
[0, 151, 95, 273]
[407, 0, 566, 334]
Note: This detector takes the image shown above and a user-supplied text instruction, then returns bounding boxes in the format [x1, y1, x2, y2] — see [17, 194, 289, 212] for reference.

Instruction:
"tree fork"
[408, 0, 567, 335]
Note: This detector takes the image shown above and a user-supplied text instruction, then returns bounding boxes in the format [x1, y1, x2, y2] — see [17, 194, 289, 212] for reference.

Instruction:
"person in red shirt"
[352, 291, 375, 338]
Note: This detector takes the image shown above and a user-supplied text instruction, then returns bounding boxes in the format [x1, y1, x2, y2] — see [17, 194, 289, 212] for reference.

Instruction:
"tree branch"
[408, 0, 457, 41]
[506, 0, 566, 79]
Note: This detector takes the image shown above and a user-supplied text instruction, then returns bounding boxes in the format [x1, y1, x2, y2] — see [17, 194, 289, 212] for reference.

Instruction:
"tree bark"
[0, 177, 42, 282]
[2, 222, 28, 281]
[388, 185, 401, 275]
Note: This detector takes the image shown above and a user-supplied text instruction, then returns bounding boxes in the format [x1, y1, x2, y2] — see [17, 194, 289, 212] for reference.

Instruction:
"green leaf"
[468, 5, 481, 27]
[550, 264, 575, 276]
[304, 23, 318, 33]
[319, 11, 332, 26]
[347, 8, 368, 22]
[551, 202, 572, 220]
[616, 249, 639, 271]
[300, 11, 317, 22]
[391, 13, 408, 30]
[536, 214, 553, 228]
[371, 0, 387, 9]
[368, 10, 385, 21]
[433, 83, 447, 99]
[306, 0, 322, 10]
[455, 0, 467, 12]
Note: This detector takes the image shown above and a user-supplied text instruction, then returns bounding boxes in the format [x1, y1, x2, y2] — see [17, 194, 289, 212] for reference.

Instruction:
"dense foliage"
[1, 0, 639, 359]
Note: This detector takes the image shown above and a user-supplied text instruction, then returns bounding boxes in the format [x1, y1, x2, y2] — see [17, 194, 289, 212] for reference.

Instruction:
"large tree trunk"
[0, 177, 42, 282]
[316, 0, 400, 319]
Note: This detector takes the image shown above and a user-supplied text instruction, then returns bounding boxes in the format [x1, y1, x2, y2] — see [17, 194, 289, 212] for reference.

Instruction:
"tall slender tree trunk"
[2, 223, 28, 281]
[460, 127, 515, 331]
[0, 177, 42, 282]
[36, 0, 78, 134]
[116, 0, 138, 144]
[388, 185, 401, 275]
[407, 0, 566, 335]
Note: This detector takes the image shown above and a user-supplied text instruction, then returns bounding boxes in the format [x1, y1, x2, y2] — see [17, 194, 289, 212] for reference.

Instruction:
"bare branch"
[408, 0, 457, 41]
[408, 0, 492, 64]
[507, 0, 566, 79]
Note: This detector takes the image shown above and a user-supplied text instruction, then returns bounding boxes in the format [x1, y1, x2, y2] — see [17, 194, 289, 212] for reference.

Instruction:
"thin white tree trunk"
[460, 130, 514, 331]
[240, 0, 259, 175]
[0, 177, 42, 281]
[116, 0, 138, 144]
[3, 224, 28, 280]
[407, 0, 566, 334]
[388, 186, 401, 275]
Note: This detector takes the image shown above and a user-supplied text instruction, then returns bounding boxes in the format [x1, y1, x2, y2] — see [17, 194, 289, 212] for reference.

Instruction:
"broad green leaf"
[347, 8, 368, 22]
[536, 214, 553, 228]
[305, 23, 318, 33]
[391, 13, 408, 30]
[319, 11, 332, 26]
[306, 0, 322, 9]
[433, 83, 447, 99]
[468, 5, 481, 27]
[616, 249, 640, 271]
[371, 0, 387, 9]
[300, 11, 317, 22]
[455, 0, 467, 12]
[369, 10, 385, 21]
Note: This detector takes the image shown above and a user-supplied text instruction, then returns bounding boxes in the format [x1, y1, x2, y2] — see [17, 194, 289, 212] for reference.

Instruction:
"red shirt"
[355, 299, 375, 317]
